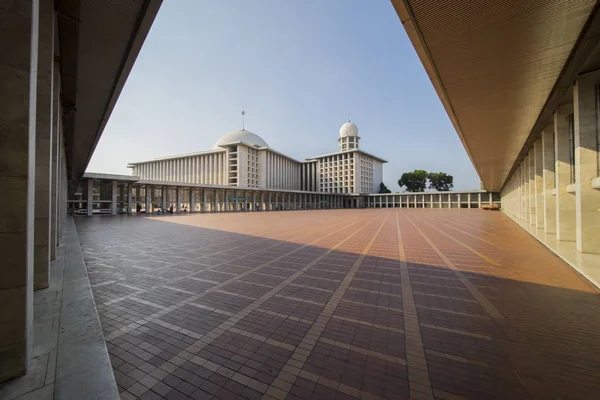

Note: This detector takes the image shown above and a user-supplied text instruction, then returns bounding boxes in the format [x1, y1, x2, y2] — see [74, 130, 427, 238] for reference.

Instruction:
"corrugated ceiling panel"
[406, 0, 595, 190]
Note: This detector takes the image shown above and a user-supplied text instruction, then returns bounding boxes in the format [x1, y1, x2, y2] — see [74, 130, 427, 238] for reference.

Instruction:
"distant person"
[169, 205, 173, 214]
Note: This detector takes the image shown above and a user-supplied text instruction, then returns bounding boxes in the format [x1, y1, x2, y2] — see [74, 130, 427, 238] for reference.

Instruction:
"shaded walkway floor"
[74, 209, 600, 400]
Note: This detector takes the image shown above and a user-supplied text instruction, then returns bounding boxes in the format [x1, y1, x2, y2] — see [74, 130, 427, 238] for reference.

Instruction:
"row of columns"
[367, 192, 495, 208]
[265, 153, 301, 190]
[134, 153, 227, 185]
[502, 72, 600, 254]
[1, 0, 69, 382]
[301, 162, 318, 191]
[127, 186, 344, 215]
[78, 182, 503, 214]
[80, 182, 348, 215]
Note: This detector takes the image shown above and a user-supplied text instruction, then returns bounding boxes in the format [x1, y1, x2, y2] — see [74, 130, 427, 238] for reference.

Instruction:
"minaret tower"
[338, 120, 360, 151]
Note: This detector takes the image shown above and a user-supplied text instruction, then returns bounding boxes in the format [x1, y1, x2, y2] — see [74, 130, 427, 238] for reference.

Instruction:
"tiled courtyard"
[75, 209, 600, 400]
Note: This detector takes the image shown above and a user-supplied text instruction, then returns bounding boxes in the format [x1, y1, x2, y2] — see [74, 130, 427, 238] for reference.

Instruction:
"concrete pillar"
[467, 193, 471, 208]
[111, 181, 117, 215]
[554, 106, 577, 241]
[540, 126, 556, 233]
[127, 184, 133, 215]
[528, 151, 537, 227]
[176, 187, 181, 212]
[522, 158, 528, 221]
[203, 190, 208, 212]
[573, 75, 600, 253]
[190, 188, 195, 212]
[534, 139, 544, 228]
[50, 60, 59, 260]
[225, 191, 229, 211]
[87, 179, 94, 216]
[145, 186, 151, 213]
[161, 185, 166, 211]
[0, 0, 38, 381]
[33, 0, 54, 290]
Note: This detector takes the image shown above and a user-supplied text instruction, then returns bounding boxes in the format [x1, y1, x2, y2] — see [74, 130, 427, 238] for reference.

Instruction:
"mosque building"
[128, 121, 386, 194]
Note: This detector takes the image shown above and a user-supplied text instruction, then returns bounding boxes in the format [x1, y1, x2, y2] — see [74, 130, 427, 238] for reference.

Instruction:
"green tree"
[428, 172, 454, 191]
[378, 182, 391, 193]
[398, 170, 428, 192]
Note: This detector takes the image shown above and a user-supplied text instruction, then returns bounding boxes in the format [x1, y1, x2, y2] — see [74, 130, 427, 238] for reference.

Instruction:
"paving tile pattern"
[74, 210, 600, 400]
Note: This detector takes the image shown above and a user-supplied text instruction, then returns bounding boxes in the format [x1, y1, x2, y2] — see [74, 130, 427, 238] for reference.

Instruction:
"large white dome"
[213, 129, 269, 149]
[339, 121, 359, 137]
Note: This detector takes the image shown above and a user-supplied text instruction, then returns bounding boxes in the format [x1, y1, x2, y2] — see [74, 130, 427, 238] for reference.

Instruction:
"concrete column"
[522, 162, 528, 220]
[0, 0, 38, 381]
[225, 191, 229, 211]
[203, 190, 208, 212]
[161, 185, 166, 211]
[528, 151, 537, 227]
[33, 0, 54, 290]
[554, 106, 577, 241]
[176, 187, 181, 212]
[50, 60, 59, 260]
[534, 139, 544, 229]
[573, 75, 600, 253]
[87, 179, 94, 216]
[127, 184, 133, 215]
[190, 188, 195, 212]
[145, 186, 151, 213]
[540, 126, 556, 233]
[111, 181, 117, 215]
[214, 190, 219, 212]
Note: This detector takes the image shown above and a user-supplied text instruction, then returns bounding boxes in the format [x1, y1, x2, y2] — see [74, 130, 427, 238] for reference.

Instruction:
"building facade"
[128, 121, 386, 194]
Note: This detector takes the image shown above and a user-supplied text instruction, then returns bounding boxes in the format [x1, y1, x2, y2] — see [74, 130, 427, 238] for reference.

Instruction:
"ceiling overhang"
[391, 0, 600, 191]
[55, 0, 163, 181]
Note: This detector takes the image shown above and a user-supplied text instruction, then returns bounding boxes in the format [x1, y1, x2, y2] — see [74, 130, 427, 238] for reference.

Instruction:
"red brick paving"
[74, 209, 600, 400]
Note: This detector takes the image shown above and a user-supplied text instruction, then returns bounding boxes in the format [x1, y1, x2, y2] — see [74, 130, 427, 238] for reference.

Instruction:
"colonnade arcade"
[68, 178, 346, 215]
[366, 191, 500, 209]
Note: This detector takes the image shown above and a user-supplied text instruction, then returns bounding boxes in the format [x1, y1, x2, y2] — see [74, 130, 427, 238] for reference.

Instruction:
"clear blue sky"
[87, 0, 480, 191]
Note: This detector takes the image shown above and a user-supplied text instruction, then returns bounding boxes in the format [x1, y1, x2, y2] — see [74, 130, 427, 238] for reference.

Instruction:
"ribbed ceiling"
[398, 0, 596, 191]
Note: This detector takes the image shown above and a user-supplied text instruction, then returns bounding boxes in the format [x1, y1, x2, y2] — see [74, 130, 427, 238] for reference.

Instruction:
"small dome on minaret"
[339, 121, 359, 137]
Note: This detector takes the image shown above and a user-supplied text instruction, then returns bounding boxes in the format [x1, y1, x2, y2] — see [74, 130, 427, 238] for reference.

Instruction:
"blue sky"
[87, 0, 480, 191]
